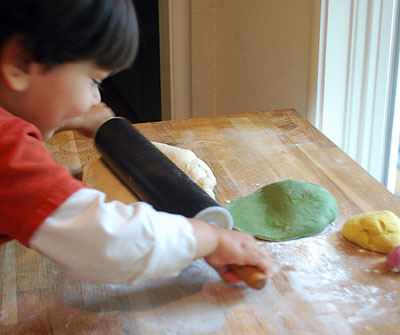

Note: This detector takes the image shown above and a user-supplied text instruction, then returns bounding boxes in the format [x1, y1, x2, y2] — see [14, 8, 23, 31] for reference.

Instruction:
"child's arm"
[30, 188, 273, 285]
[56, 103, 114, 137]
[30, 188, 197, 284]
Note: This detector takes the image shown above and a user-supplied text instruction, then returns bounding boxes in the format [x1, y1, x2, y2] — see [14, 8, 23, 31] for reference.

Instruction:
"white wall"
[190, 0, 320, 118]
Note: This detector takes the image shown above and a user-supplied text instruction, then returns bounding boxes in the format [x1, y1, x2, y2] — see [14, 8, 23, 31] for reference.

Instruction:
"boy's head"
[0, 0, 139, 139]
[0, 0, 139, 72]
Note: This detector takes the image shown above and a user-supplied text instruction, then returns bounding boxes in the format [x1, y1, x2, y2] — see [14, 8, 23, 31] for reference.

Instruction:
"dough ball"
[82, 142, 217, 203]
[387, 246, 400, 273]
[225, 179, 338, 241]
[152, 142, 216, 199]
[342, 210, 400, 253]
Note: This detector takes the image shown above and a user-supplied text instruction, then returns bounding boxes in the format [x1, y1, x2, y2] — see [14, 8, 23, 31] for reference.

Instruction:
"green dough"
[225, 179, 338, 241]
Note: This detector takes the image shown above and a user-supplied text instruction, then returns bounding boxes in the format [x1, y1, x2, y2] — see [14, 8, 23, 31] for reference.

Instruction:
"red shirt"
[0, 108, 85, 246]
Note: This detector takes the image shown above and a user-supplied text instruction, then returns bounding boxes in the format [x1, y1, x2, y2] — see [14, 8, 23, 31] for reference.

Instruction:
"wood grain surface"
[1, 109, 399, 335]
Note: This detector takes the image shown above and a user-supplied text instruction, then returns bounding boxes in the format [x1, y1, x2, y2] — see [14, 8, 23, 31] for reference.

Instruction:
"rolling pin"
[95, 117, 267, 290]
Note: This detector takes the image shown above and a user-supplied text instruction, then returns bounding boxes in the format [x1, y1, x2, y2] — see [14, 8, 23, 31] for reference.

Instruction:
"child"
[0, 0, 273, 285]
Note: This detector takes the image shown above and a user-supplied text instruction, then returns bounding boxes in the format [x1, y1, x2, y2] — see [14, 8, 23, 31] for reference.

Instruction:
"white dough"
[152, 142, 217, 199]
[82, 142, 217, 204]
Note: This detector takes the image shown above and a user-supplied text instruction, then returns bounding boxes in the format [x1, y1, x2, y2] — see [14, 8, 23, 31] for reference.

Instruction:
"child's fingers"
[220, 270, 241, 284]
[248, 248, 274, 275]
[212, 265, 241, 283]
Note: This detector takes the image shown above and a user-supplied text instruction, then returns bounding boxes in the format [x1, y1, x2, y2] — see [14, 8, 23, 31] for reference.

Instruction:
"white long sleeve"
[30, 188, 196, 285]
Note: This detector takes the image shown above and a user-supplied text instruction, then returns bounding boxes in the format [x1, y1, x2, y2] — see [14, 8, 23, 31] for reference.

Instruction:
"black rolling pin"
[95, 117, 224, 219]
[94, 117, 267, 289]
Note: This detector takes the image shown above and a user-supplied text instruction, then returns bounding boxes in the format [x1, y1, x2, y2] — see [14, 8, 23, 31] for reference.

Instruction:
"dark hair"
[0, 0, 139, 72]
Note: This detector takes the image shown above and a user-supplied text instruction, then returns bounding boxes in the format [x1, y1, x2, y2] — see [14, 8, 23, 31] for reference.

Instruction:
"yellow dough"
[82, 142, 217, 204]
[342, 210, 400, 253]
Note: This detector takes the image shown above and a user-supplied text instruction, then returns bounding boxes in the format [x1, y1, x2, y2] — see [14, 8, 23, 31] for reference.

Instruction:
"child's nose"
[93, 88, 101, 105]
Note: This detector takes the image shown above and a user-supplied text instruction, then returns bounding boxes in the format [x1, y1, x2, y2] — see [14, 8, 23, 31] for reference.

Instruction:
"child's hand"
[205, 228, 273, 283]
[57, 102, 115, 137]
[189, 219, 274, 284]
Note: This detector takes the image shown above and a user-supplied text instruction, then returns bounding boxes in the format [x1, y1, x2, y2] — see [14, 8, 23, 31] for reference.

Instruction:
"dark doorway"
[100, 0, 161, 123]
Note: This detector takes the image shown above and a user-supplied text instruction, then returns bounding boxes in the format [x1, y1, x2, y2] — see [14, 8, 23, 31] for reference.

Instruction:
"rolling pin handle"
[230, 265, 268, 290]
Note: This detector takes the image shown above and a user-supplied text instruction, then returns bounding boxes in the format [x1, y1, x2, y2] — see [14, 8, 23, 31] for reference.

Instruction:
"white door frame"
[386, 3, 400, 192]
[313, 0, 399, 186]
[158, 0, 192, 121]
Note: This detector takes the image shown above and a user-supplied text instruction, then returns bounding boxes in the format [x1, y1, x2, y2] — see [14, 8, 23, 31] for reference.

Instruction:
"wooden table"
[1, 109, 399, 335]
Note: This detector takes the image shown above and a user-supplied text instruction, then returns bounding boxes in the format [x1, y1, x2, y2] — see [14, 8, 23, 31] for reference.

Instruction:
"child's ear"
[0, 35, 33, 91]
